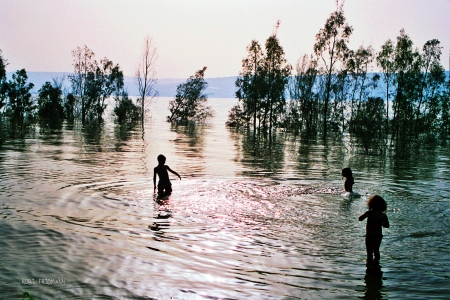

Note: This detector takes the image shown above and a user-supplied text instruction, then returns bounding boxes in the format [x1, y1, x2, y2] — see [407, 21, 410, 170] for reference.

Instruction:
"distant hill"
[6, 72, 238, 98]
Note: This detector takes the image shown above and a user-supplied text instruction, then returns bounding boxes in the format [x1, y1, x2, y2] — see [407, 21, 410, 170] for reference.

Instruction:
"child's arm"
[359, 211, 369, 221]
[166, 166, 181, 180]
[382, 214, 390, 228]
[153, 168, 157, 192]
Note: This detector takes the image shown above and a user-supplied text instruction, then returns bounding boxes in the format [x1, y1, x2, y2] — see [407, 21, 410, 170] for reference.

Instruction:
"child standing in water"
[342, 167, 355, 193]
[153, 154, 181, 198]
[359, 195, 390, 267]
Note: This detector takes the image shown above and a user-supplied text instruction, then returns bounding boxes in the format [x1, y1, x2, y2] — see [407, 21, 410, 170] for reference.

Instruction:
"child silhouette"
[359, 195, 390, 267]
[153, 154, 181, 198]
[342, 167, 354, 193]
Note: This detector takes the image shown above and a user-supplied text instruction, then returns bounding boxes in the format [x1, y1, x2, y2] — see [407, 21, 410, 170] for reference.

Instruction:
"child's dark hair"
[367, 195, 387, 212]
[157, 154, 166, 163]
[342, 167, 352, 178]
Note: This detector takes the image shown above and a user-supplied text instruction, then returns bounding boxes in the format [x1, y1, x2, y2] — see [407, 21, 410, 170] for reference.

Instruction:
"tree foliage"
[37, 80, 64, 125]
[168, 67, 213, 123]
[68, 45, 125, 124]
[313, 4, 353, 138]
[229, 33, 291, 136]
[0, 49, 8, 111]
[5, 69, 35, 133]
[288, 55, 320, 134]
[114, 91, 140, 124]
[235, 40, 265, 132]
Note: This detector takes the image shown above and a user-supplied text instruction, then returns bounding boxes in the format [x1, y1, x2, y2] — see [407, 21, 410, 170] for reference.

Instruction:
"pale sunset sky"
[1, 0, 449, 79]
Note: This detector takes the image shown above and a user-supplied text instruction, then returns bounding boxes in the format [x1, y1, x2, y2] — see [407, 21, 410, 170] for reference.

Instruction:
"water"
[0, 98, 449, 299]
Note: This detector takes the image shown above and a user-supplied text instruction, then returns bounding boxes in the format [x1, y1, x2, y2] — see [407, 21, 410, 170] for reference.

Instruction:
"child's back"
[359, 195, 389, 266]
[154, 164, 170, 183]
[342, 167, 354, 193]
[153, 154, 181, 198]
[359, 209, 389, 236]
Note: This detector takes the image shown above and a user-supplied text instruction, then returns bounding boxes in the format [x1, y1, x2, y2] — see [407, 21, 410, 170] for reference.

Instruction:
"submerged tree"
[414, 39, 446, 137]
[350, 96, 386, 154]
[230, 29, 291, 137]
[234, 40, 265, 132]
[313, 3, 353, 138]
[262, 33, 292, 136]
[288, 54, 320, 134]
[68, 45, 96, 124]
[439, 80, 450, 141]
[0, 50, 8, 142]
[0, 50, 8, 112]
[376, 39, 396, 134]
[85, 58, 124, 122]
[68, 45, 125, 125]
[37, 80, 64, 125]
[136, 36, 158, 124]
[5, 69, 35, 133]
[114, 91, 140, 124]
[64, 93, 76, 122]
[168, 67, 213, 123]
[346, 46, 375, 128]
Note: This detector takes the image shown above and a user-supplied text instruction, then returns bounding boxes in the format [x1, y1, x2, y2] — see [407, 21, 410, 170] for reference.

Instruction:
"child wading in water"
[359, 195, 390, 267]
[342, 167, 355, 193]
[153, 154, 181, 198]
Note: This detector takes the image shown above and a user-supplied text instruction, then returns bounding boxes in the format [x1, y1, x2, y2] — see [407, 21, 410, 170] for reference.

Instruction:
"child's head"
[157, 154, 166, 164]
[367, 195, 387, 212]
[342, 167, 352, 178]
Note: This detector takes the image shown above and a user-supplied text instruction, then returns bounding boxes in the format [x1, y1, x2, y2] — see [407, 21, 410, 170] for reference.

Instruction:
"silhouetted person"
[153, 154, 181, 198]
[359, 195, 390, 267]
[342, 167, 354, 193]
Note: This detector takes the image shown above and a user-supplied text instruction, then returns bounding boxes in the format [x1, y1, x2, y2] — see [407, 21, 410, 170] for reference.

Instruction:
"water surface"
[0, 98, 449, 299]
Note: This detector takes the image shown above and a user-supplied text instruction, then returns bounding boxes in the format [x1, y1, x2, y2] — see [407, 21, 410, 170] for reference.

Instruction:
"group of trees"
[0, 45, 138, 140]
[0, 37, 211, 142]
[227, 24, 292, 138]
[228, 5, 449, 154]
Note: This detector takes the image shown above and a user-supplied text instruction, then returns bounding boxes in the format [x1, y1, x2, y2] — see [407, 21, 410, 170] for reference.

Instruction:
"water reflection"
[171, 122, 206, 156]
[231, 130, 286, 177]
[363, 271, 384, 300]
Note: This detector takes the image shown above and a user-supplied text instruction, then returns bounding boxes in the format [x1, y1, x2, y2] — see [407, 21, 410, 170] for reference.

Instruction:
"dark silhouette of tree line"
[227, 5, 449, 155]
[0, 38, 211, 142]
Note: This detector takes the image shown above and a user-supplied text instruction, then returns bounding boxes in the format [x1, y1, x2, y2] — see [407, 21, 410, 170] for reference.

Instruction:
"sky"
[1, 0, 449, 79]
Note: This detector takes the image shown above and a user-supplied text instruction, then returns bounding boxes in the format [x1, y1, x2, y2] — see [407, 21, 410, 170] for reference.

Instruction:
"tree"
[68, 45, 96, 124]
[289, 54, 320, 135]
[313, 3, 353, 138]
[391, 29, 420, 151]
[136, 36, 158, 124]
[68, 45, 125, 124]
[37, 80, 64, 125]
[85, 58, 124, 123]
[347, 46, 375, 127]
[262, 34, 292, 136]
[168, 67, 213, 123]
[376, 39, 396, 134]
[64, 93, 76, 121]
[6, 69, 35, 132]
[235, 40, 265, 132]
[349, 97, 386, 154]
[415, 39, 446, 136]
[439, 80, 450, 141]
[114, 91, 140, 124]
[0, 49, 8, 111]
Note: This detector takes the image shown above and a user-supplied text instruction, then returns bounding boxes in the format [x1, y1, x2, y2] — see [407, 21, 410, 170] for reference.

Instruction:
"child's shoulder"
[154, 164, 166, 171]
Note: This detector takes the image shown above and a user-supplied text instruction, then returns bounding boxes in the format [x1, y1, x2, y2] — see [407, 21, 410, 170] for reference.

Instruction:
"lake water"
[0, 98, 449, 299]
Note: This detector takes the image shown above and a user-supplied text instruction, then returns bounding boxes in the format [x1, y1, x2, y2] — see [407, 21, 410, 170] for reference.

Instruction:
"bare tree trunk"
[136, 36, 158, 126]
